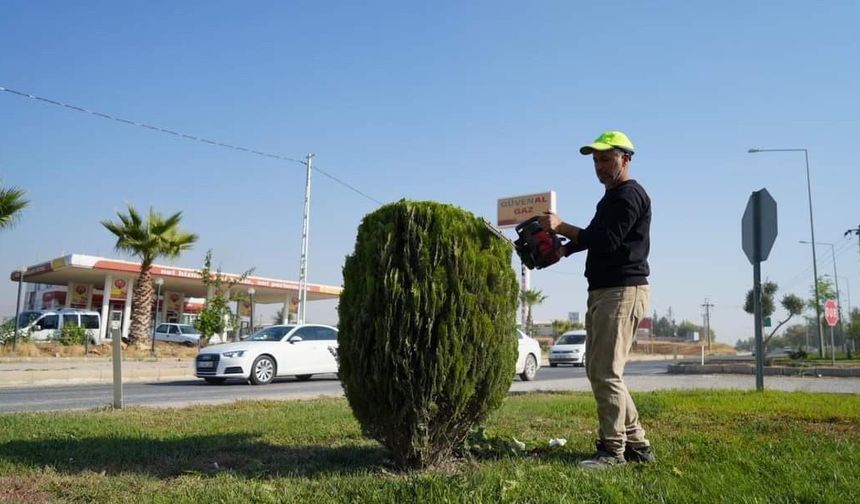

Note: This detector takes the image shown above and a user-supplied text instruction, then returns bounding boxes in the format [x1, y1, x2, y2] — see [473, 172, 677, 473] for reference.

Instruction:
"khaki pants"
[585, 285, 650, 455]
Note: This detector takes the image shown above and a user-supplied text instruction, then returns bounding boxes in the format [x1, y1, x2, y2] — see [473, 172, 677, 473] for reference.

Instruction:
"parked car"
[153, 323, 201, 346]
[195, 324, 338, 385]
[549, 329, 587, 367]
[13, 308, 101, 342]
[516, 329, 542, 381]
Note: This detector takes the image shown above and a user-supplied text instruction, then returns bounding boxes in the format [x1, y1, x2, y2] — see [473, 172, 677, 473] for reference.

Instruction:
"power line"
[1, 85, 383, 205]
[783, 241, 853, 290]
[780, 236, 853, 291]
[312, 166, 384, 205]
[0, 86, 306, 165]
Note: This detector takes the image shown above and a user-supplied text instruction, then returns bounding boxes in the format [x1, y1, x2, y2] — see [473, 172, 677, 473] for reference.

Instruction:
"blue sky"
[2, 1, 859, 345]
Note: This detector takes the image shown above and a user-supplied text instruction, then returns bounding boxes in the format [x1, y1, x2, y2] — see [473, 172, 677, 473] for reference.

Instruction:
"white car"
[516, 329, 542, 381]
[153, 323, 201, 346]
[195, 324, 338, 385]
[549, 329, 587, 367]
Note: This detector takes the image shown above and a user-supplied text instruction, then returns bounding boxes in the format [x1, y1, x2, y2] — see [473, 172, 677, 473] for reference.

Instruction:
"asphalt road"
[0, 361, 672, 413]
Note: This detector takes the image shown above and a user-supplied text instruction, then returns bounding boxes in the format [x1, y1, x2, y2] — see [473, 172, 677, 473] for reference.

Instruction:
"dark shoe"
[580, 442, 625, 470]
[624, 444, 655, 464]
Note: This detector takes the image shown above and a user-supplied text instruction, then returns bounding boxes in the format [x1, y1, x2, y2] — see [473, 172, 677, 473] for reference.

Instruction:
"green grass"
[0, 391, 858, 503]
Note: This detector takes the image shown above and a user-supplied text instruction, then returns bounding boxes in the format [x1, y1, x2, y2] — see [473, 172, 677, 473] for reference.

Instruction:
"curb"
[0, 360, 196, 388]
[667, 363, 860, 378]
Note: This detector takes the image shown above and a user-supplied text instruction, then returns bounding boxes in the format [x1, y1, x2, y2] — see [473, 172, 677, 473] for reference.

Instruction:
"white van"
[15, 309, 101, 343]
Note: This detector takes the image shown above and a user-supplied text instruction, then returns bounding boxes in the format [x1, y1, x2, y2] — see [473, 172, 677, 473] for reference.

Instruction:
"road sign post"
[742, 189, 778, 392]
[825, 299, 838, 366]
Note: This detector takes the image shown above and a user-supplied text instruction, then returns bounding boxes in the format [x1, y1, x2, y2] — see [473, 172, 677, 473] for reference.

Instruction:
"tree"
[0, 181, 28, 231]
[847, 307, 860, 355]
[782, 323, 810, 349]
[674, 320, 715, 341]
[520, 289, 548, 335]
[743, 281, 804, 352]
[194, 250, 253, 345]
[338, 200, 518, 469]
[551, 319, 583, 338]
[735, 338, 753, 352]
[676, 320, 699, 335]
[271, 304, 298, 325]
[807, 277, 837, 320]
[806, 277, 838, 353]
[653, 312, 675, 338]
[272, 307, 286, 325]
[101, 205, 198, 344]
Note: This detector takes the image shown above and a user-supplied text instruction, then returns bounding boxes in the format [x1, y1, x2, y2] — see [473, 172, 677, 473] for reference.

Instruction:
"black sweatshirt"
[566, 179, 651, 290]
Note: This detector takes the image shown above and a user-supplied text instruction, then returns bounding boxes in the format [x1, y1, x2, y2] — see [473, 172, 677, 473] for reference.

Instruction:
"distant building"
[680, 331, 700, 342]
[530, 321, 557, 338]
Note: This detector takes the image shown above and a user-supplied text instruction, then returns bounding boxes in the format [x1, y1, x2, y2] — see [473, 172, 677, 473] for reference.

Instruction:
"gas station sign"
[497, 191, 556, 228]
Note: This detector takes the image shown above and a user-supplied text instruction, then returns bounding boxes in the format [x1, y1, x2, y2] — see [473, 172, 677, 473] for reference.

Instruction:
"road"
[0, 361, 671, 413]
[4, 359, 858, 413]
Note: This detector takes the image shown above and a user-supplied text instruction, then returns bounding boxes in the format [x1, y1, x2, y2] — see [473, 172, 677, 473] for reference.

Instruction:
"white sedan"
[153, 323, 201, 346]
[516, 329, 542, 381]
[195, 324, 338, 385]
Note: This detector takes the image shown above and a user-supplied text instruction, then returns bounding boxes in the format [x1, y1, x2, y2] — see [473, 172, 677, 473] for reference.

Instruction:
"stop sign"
[824, 299, 839, 327]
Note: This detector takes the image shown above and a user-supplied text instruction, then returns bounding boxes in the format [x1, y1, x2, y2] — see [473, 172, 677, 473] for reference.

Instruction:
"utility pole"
[702, 298, 714, 351]
[297, 153, 314, 324]
[847, 226, 860, 356]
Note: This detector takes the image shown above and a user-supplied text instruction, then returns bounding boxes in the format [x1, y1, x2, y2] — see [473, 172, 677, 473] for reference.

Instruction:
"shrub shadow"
[149, 374, 341, 387]
[0, 433, 389, 479]
[532, 449, 594, 465]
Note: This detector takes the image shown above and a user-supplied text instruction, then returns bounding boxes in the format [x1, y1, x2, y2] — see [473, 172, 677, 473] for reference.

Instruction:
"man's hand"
[540, 211, 582, 246]
[539, 212, 562, 233]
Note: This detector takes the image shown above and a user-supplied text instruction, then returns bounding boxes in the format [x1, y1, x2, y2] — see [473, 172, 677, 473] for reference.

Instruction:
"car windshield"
[178, 325, 199, 334]
[558, 334, 586, 345]
[246, 325, 295, 341]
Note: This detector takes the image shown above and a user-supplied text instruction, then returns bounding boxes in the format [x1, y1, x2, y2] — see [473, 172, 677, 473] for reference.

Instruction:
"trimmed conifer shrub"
[338, 199, 518, 469]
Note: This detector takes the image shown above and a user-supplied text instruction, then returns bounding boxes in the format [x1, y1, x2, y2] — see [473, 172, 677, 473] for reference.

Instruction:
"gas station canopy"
[10, 254, 342, 304]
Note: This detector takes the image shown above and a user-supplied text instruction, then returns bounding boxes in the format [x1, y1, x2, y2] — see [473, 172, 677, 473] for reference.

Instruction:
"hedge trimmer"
[482, 216, 566, 270]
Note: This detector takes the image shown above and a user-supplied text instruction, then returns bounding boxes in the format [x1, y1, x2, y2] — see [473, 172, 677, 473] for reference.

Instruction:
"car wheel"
[296, 374, 313, 381]
[204, 377, 226, 385]
[520, 354, 537, 381]
[249, 355, 276, 385]
[550, 363, 558, 368]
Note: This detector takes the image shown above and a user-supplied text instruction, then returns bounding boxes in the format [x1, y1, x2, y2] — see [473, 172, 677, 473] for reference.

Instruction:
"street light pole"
[749, 148, 824, 357]
[248, 288, 256, 338]
[13, 267, 24, 352]
[151, 278, 163, 357]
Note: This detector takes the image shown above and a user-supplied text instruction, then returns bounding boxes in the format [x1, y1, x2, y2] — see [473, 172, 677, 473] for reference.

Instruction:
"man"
[539, 130, 653, 469]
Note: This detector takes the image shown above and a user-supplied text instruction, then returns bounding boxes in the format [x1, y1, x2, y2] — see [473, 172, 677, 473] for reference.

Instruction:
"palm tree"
[520, 288, 548, 335]
[102, 205, 198, 344]
[0, 182, 29, 231]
